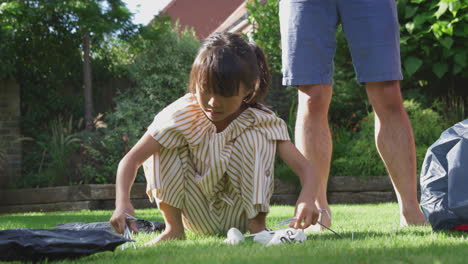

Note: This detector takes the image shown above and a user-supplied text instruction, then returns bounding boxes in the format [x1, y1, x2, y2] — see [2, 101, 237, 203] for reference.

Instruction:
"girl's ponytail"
[245, 42, 270, 105]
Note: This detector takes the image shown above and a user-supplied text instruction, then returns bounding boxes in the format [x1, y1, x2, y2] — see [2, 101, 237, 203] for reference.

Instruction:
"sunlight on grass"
[1, 203, 467, 264]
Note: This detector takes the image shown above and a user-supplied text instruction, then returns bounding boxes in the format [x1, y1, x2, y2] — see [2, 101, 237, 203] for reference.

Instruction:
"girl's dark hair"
[188, 32, 270, 106]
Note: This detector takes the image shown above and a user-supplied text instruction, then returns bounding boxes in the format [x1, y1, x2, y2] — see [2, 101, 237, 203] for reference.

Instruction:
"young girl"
[110, 32, 320, 244]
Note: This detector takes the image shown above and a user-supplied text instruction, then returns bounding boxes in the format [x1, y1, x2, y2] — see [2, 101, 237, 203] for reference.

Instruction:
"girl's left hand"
[290, 192, 320, 229]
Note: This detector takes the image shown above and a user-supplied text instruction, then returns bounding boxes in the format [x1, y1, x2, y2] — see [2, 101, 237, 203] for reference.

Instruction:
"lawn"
[1, 203, 467, 264]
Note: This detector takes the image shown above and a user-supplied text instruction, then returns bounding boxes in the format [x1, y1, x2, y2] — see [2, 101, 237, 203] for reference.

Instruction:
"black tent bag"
[55, 219, 165, 233]
[0, 229, 131, 262]
[420, 119, 468, 230]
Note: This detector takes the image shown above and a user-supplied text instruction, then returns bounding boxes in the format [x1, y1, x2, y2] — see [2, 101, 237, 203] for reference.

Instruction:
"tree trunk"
[82, 28, 94, 130]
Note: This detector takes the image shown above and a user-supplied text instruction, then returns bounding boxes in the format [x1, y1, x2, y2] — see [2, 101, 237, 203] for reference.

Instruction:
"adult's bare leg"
[295, 84, 333, 230]
[366, 80, 426, 226]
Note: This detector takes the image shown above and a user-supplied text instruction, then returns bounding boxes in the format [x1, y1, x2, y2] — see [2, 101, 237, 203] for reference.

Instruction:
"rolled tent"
[420, 119, 468, 230]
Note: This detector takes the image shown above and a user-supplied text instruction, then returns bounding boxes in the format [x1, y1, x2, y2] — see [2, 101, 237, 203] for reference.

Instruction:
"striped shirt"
[143, 93, 290, 235]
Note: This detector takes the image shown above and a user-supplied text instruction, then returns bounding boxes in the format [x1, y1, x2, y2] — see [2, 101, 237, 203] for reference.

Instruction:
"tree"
[0, 0, 135, 130]
[55, 0, 135, 129]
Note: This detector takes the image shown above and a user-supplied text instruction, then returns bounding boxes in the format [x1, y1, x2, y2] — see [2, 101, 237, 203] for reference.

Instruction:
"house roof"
[213, 1, 251, 36]
[160, 0, 245, 40]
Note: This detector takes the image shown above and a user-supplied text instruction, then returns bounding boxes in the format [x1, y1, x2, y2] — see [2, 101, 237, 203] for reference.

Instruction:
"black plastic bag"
[420, 119, 468, 230]
[0, 228, 132, 262]
[55, 219, 165, 233]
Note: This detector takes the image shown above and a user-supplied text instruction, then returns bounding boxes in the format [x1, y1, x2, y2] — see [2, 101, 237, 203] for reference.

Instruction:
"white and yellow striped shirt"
[143, 93, 290, 235]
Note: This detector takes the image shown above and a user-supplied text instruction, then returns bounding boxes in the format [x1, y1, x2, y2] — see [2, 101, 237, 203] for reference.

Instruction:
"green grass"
[1, 203, 467, 263]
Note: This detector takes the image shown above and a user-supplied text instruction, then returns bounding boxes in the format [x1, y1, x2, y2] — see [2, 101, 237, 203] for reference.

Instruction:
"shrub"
[273, 99, 300, 184]
[78, 126, 129, 184]
[16, 117, 81, 187]
[246, 0, 281, 73]
[433, 93, 467, 127]
[397, 0, 468, 97]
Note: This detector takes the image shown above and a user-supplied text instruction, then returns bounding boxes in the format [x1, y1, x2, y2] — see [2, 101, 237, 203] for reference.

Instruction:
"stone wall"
[0, 184, 153, 214]
[0, 80, 21, 188]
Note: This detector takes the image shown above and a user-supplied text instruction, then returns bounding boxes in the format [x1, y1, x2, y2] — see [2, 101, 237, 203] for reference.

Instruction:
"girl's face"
[195, 83, 249, 128]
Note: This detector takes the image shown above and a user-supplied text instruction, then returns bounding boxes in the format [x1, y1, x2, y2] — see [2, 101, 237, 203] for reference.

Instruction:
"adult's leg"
[366, 80, 426, 226]
[296, 84, 333, 230]
[279, 0, 337, 230]
[145, 202, 186, 245]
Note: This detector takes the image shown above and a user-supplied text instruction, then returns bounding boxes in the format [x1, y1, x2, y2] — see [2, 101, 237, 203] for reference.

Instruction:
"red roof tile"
[161, 0, 244, 39]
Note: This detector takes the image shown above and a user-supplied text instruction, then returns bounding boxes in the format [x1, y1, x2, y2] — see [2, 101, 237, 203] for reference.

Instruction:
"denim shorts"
[279, 0, 403, 86]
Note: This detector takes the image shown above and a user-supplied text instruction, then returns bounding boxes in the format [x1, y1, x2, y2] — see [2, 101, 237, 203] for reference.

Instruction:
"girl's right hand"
[109, 202, 139, 234]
